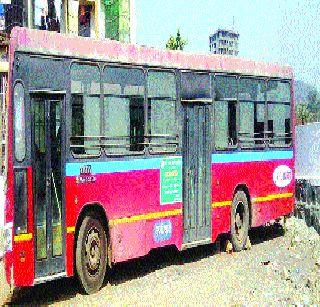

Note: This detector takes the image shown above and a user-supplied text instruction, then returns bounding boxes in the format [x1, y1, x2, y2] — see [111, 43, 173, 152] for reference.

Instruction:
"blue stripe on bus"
[65, 150, 293, 176]
[211, 150, 293, 163]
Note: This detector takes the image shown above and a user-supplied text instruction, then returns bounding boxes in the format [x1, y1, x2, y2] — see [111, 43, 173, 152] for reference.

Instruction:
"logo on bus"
[76, 165, 96, 184]
[153, 220, 172, 242]
[273, 165, 293, 188]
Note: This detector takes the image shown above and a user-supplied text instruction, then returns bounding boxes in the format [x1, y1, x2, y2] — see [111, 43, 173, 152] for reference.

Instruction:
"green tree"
[166, 29, 187, 50]
[296, 103, 313, 125]
[307, 88, 320, 121]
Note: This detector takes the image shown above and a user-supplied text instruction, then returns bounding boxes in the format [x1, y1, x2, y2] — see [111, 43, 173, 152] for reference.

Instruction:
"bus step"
[181, 238, 212, 250]
[34, 272, 67, 285]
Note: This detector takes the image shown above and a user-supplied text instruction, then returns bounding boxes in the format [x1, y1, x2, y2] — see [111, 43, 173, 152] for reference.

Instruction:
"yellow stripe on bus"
[67, 226, 76, 234]
[212, 200, 232, 208]
[211, 192, 293, 208]
[252, 192, 293, 203]
[109, 209, 183, 227]
[62, 192, 294, 230]
[14, 233, 33, 242]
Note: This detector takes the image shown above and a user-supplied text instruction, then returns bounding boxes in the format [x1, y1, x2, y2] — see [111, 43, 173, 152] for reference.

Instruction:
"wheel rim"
[235, 201, 245, 240]
[85, 226, 101, 276]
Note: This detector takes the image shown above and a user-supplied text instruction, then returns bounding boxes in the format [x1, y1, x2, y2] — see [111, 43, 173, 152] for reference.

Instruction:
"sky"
[135, 0, 320, 90]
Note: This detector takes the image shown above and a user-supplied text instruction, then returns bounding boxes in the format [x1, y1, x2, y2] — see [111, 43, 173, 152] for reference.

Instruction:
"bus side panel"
[13, 167, 35, 286]
[252, 197, 294, 226]
[211, 156, 294, 233]
[211, 206, 231, 243]
[65, 167, 183, 270]
[65, 177, 77, 277]
[13, 240, 34, 286]
[110, 214, 183, 263]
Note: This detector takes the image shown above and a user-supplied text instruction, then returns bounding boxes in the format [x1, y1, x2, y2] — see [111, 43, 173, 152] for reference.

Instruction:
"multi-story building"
[209, 29, 239, 56]
[0, 0, 136, 171]
[2, 0, 136, 41]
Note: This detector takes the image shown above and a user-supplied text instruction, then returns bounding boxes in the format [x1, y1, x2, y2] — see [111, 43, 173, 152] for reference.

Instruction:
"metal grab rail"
[238, 131, 293, 148]
[70, 134, 180, 158]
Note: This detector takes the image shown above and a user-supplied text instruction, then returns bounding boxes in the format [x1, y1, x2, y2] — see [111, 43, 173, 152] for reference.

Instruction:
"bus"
[3, 27, 295, 294]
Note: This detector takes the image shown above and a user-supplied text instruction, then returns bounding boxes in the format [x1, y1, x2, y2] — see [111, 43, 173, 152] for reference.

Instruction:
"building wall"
[105, 0, 131, 43]
[3, 0, 134, 42]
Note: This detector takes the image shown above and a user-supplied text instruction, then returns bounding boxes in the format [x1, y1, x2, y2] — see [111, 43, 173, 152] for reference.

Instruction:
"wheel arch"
[74, 202, 112, 267]
[233, 183, 252, 227]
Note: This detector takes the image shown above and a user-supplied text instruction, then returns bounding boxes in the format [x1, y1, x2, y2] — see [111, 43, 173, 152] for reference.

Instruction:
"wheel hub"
[235, 201, 245, 238]
[85, 227, 101, 274]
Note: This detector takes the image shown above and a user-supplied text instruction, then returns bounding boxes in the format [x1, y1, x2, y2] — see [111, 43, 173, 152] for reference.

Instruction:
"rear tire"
[76, 213, 107, 294]
[230, 191, 250, 252]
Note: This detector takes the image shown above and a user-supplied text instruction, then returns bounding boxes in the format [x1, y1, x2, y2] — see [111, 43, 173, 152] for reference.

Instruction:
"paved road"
[1, 222, 319, 306]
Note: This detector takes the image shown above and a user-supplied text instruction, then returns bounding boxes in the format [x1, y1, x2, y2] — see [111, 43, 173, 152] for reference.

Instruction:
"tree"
[296, 103, 314, 125]
[166, 29, 187, 50]
[307, 88, 320, 121]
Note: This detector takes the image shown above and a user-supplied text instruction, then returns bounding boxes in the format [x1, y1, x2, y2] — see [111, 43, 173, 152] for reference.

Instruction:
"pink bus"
[3, 27, 295, 294]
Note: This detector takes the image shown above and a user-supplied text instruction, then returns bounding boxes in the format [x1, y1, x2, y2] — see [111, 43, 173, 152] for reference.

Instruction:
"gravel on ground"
[0, 217, 319, 306]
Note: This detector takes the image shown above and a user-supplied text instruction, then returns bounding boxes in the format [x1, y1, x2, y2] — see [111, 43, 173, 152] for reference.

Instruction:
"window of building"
[147, 70, 177, 153]
[79, 4, 93, 37]
[103, 66, 145, 155]
[238, 78, 266, 148]
[267, 80, 291, 146]
[34, 0, 61, 32]
[71, 63, 101, 157]
[214, 75, 237, 150]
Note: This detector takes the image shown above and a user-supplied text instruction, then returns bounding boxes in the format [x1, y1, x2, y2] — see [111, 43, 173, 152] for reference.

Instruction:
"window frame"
[266, 78, 292, 148]
[146, 68, 179, 155]
[102, 64, 147, 157]
[180, 70, 211, 102]
[238, 76, 267, 150]
[69, 61, 103, 159]
[212, 73, 239, 151]
[13, 80, 26, 162]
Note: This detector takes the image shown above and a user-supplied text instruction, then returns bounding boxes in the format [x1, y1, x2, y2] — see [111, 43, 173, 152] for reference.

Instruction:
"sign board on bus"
[160, 157, 182, 204]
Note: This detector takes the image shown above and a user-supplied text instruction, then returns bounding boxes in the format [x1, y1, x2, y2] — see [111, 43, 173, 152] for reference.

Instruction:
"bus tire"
[230, 190, 250, 252]
[76, 213, 107, 294]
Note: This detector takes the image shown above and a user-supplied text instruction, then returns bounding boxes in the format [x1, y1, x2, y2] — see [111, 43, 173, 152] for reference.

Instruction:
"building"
[209, 29, 239, 56]
[0, 0, 136, 172]
[2, 0, 136, 41]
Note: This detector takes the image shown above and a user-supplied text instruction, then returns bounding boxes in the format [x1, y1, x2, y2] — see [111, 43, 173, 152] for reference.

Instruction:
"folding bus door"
[182, 102, 212, 247]
[31, 95, 65, 279]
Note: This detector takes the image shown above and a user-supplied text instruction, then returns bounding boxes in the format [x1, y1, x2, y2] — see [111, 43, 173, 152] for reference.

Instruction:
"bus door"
[31, 95, 65, 279]
[182, 101, 212, 247]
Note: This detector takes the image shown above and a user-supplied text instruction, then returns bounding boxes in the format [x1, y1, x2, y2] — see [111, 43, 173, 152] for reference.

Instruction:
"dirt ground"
[1, 218, 319, 306]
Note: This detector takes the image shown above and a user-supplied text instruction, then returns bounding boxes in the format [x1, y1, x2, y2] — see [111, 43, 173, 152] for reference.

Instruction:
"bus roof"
[10, 27, 293, 79]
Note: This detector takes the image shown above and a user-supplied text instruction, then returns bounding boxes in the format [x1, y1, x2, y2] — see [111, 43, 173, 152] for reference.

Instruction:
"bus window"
[71, 63, 101, 157]
[267, 80, 291, 146]
[147, 70, 177, 153]
[14, 82, 26, 162]
[238, 78, 266, 148]
[181, 72, 210, 100]
[214, 75, 237, 150]
[103, 66, 145, 155]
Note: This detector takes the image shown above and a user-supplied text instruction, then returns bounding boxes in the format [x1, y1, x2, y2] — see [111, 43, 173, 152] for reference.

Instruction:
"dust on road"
[1, 218, 320, 306]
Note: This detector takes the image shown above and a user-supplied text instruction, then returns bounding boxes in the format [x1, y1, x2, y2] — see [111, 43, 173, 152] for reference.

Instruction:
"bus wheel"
[230, 191, 250, 252]
[76, 213, 107, 294]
